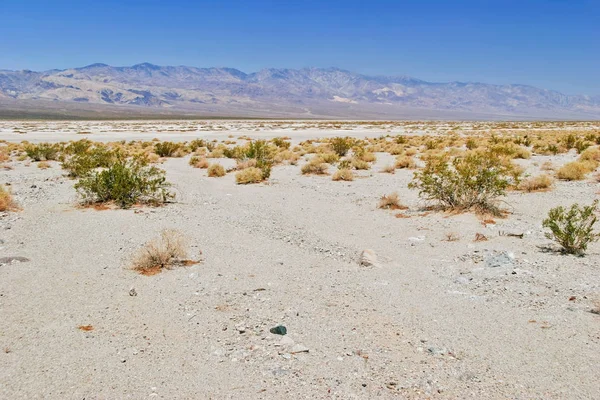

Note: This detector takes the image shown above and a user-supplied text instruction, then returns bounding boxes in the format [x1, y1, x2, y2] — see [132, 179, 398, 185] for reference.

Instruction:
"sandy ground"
[0, 121, 599, 399]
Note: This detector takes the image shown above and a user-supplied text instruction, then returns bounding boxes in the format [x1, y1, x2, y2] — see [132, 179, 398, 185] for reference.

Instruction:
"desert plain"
[0, 119, 599, 399]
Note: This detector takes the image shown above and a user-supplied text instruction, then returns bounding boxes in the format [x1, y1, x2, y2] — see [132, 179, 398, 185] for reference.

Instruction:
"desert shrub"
[0, 185, 17, 211]
[354, 147, 376, 162]
[189, 139, 208, 152]
[25, 143, 60, 161]
[351, 158, 370, 170]
[75, 156, 173, 208]
[579, 146, 600, 163]
[301, 158, 328, 175]
[64, 139, 93, 155]
[378, 192, 406, 210]
[465, 138, 478, 150]
[557, 162, 590, 181]
[235, 167, 263, 184]
[132, 229, 190, 274]
[320, 152, 340, 164]
[395, 155, 416, 169]
[332, 168, 354, 181]
[274, 150, 300, 164]
[62, 146, 116, 178]
[543, 201, 599, 255]
[517, 174, 553, 192]
[207, 163, 226, 177]
[37, 161, 51, 169]
[235, 140, 275, 179]
[189, 156, 209, 169]
[154, 142, 183, 157]
[330, 137, 355, 157]
[409, 152, 511, 215]
[272, 137, 291, 149]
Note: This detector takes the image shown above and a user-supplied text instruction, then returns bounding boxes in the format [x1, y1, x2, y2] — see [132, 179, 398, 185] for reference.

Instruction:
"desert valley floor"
[0, 120, 599, 399]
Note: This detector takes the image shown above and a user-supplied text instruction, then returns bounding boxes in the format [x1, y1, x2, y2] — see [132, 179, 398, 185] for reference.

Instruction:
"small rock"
[0, 256, 30, 265]
[359, 249, 379, 267]
[290, 344, 309, 354]
[270, 325, 287, 335]
[129, 288, 137, 297]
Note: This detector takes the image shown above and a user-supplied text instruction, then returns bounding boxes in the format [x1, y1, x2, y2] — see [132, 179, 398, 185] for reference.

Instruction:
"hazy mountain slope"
[1, 63, 599, 119]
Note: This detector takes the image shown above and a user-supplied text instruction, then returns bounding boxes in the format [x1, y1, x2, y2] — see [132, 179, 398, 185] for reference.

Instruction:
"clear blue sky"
[2, 0, 599, 94]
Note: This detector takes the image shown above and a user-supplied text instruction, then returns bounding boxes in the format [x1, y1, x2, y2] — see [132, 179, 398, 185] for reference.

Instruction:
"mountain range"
[1, 63, 599, 119]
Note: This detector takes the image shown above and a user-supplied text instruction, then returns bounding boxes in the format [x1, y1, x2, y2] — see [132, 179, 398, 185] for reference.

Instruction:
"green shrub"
[330, 137, 355, 157]
[543, 201, 599, 255]
[62, 146, 116, 178]
[25, 143, 60, 161]
[75, 157, 173, 208]
[154, 142, 183, 157]
[272, 137, 291, 149]
[409, 152, 511, 215]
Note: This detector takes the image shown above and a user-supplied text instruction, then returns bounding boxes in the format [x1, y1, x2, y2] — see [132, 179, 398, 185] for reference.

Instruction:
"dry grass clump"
[540, 161, 555, 171]
[517, 174, 554, 192]
[579, 146, 600, 163]
[235, 167, 264, 184]
[274, 150, 300, 165]
[351, 158, 370, 170]
[356, 151, 377, 163]
[132, 230, 193, 275]
[0, 185, 17, 211]
[301, 158, 329, 175]
[332, 168, 354, 181]
[395, 155, 416, 169]
[189, 156, 209, 169]
[235, 158, 257, 170]
[556, 162, 592, 181]
[37, 161, 51, 169]
[377, 192, 406, 210]
[319, 152, 340, 164]
[207, 163, 226, 177]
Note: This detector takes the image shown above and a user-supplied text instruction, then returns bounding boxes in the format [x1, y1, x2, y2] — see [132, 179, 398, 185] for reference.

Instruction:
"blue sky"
[2, 0, 599, 94]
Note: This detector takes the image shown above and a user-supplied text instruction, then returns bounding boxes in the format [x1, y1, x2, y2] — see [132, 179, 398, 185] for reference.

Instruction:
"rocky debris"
[0, 256, 30, 265]
[129, 287, 137, 297]
[359, 249, 379, 267]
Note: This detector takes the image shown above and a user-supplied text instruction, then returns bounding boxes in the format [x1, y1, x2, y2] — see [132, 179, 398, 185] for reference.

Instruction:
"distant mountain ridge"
[1, 63, 599, 119]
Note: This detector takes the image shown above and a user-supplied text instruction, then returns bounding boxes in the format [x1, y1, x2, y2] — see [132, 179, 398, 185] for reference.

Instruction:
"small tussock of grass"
[235, 159, 257, 170]
[351, 158, 370, 170]
[207, 163, 226, 177]
[301, 158, 329, 175]
[540, 161, 555, 171]
[377, 192, 406, 210]
[445, 232, 460, 242]
[395, 155, 416, 169]
[517, 174, 554, 192]
[381, 164, 396, 174]
[37, 161, 51, 169]
[189, 156, 209, 169]
[332, 169, 354, 181]
[0, 185, 17, 211]
[132, 230, 197, 276]
[319, 152, 340, 164]
[557, 161, 592, 181]
[235, 167, 264, 184]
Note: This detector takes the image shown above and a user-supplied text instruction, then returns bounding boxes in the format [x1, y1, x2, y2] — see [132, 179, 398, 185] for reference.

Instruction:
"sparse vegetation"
[543, 200, 599, 255]
[517, 174, 553, 192]
[377, 192, 405, 210]
[301, 158, 328, 175]
[332, 168, 354, 181]
[132, 229, 192, 275]
[0, 185, 17, 211]
[235, 167, 264, 184]
[25, 143, 60, 161]
[409, 152, 511, 215]
[207, 163, 226, 177]
[75, 156, 173, 208]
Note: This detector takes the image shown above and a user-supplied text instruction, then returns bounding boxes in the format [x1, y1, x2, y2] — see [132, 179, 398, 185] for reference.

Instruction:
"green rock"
[270, 325, 287, 335]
